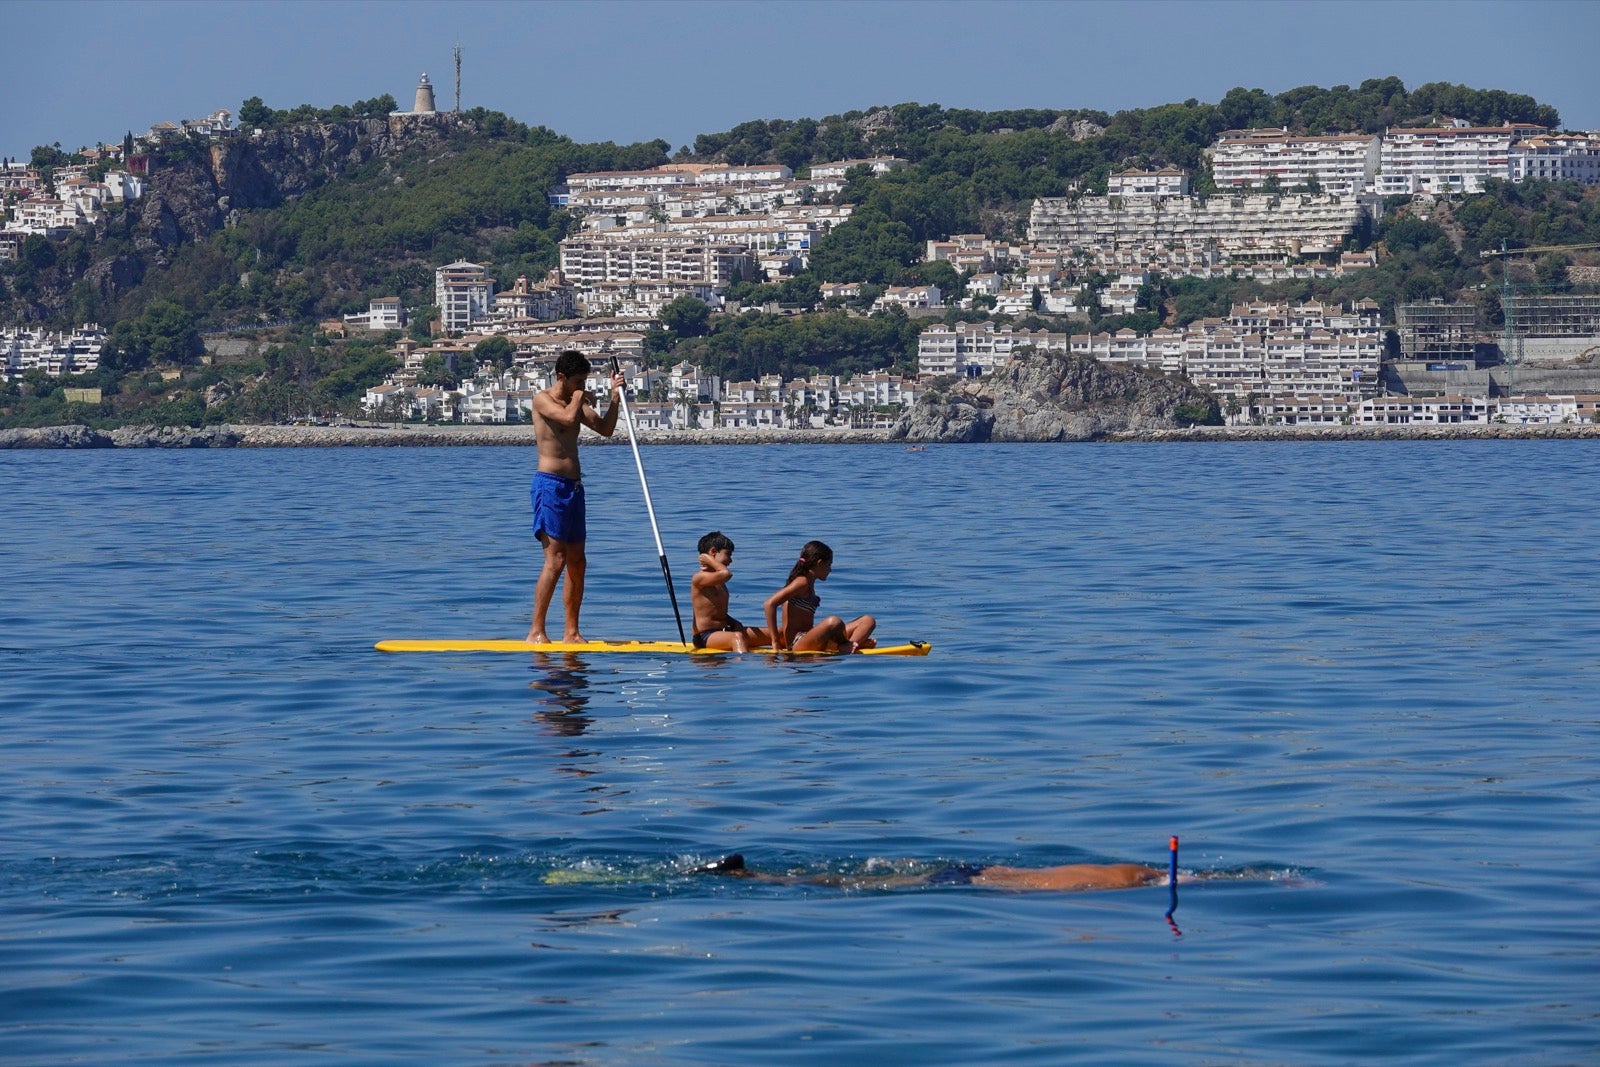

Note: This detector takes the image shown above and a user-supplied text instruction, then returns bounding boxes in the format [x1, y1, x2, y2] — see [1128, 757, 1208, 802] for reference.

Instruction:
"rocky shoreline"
[3, 421, 1599, 449]
[1100, 423, 1600, 442]
[0, 423, 895, 449]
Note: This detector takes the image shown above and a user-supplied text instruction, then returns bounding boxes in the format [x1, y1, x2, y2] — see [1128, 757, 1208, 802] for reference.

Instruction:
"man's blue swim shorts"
[531, 471, 586, 544]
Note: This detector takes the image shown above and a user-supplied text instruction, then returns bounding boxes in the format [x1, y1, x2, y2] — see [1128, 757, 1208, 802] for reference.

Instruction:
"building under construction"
[1503, 293, 1600, 363]
[1396, 301, 1477, 365]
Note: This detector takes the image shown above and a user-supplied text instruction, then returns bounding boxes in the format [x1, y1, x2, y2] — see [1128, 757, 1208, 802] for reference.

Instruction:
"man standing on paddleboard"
[527, 349, 625, 643]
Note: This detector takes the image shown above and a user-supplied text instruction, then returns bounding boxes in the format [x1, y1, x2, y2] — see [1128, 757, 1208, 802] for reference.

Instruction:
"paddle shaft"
[1165, 835, 1179, 919]
[610, 357, 687, 645]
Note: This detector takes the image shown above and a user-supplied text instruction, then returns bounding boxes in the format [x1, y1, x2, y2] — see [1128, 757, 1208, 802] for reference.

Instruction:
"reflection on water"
[528, 652, 593, 735]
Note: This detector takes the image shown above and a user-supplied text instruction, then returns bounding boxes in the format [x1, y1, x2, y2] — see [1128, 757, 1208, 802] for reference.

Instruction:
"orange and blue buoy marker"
[1164, 836, 1180, 925]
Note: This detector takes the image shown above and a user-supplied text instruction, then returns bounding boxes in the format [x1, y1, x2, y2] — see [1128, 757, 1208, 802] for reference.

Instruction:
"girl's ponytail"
[786, 539, 833, 582]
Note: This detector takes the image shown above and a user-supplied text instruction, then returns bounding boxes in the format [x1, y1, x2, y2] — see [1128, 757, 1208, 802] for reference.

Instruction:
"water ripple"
[2, 442, 1598, 1063]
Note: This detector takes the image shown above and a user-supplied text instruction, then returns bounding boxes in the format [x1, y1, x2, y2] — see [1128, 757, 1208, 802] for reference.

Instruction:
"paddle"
[610, 356, 687, 645]
[1164, 835, 1180, 932]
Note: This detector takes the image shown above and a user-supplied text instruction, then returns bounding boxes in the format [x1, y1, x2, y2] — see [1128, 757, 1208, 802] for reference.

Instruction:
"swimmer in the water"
[685, 853, 1169, 891]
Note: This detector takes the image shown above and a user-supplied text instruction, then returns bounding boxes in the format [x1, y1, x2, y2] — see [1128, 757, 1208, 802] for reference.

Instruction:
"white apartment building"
[918, 321, 1071, 377]
[559, 236, 755, 290]
[1107, 167, 1191, 197]
[694, 163, 793, 185]
[872, 284, 941, 311]
[669, 361, 721, 403]
[1355, 394, 1600, 425]
[515, 314, 660, 338]
[578, 280, 723, 318]
[784, 374, 840, 422]
[925, 233, 1025, 274]
[837, 371, 919, 413]
[1, 324, 105, 378]
[180, 109, 233, 138]
[343, 296, 404, 331]
[1508, 133, 1600, 184]
[1067, 300, 1383, 421]
[0, 160, 39, 186]
[457, 384, 520, 424]
[566, 187, 667, 215]
[552, 162, 798, 209]
[1028, 191, 1375, 261]
[494, 329, 647, 367]
[435, 261, 495, 333]
[6, 196, 95, 236]
[100, 170, 144, 201]
[994, 289, 1036, 316]
[1100, 272, 1150, 315]
[367, 297, 403, 329]
[492, 271, 577, 322]
[1248, 395, 1360, 425]
[808, 157, 908, 180]
[1357, 395, 1493, 424]
[716, 399, 784, 429]
[1495, 393, 1599, 424]
[1377, 123, 1543, 196]
[1209, 130, 1380, 196]
[961, 274, 1005, 308]
[562, 165, 704, 193]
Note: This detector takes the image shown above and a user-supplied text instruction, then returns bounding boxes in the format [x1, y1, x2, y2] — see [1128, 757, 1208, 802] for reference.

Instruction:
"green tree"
[659, 295, 711, 338]
[102, 300, 203, 373]
[239, 96, 273, 128]
[1535, 253, 1572, 292]
[474, 334, 516, 372]
[417, 353, 457, 389]
[913, 258, 964, 298]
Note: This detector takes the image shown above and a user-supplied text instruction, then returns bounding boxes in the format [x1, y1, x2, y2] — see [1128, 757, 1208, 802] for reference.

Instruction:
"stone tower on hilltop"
[412, 74, 436, 115]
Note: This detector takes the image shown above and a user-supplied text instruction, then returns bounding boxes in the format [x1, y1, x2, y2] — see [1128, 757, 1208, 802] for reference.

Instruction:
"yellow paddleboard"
[374, 638, 930, 657]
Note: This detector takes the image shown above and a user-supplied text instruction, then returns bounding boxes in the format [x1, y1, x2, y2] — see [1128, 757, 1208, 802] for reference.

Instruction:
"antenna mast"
[454, 43, 462, 112]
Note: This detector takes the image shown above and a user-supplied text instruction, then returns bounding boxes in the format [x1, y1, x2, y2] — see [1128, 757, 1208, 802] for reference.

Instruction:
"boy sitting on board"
[690, 531, 769, 653]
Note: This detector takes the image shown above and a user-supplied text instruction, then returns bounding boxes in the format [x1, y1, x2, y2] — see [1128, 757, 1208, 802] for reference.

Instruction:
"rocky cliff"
[167, 114, 470, 246]
[890, 350, 1219, 442]
[13, 114, 474, 321]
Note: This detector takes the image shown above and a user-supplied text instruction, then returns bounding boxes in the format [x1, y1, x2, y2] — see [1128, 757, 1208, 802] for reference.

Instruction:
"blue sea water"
[2, 440, 1597, 1065]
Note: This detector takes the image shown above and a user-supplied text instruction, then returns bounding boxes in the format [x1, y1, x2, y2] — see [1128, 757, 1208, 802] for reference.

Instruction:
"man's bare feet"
[564, 631, 587, 644]
[526, 630, 549, 644]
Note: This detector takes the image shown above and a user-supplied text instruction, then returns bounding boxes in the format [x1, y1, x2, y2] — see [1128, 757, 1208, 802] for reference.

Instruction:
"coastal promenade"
[2, 422, 1599, 448]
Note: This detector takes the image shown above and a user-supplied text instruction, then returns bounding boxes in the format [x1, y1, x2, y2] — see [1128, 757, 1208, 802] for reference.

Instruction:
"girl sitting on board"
[763, 540, 876, 654]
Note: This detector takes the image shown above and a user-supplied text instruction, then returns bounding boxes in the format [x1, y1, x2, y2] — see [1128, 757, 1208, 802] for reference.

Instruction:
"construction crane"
[1479, 242, 1600, 259]
[1479, 241, 1600, 380]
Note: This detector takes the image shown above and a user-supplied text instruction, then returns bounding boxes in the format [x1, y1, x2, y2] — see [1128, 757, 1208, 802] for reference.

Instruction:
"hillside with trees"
[2, 78, 1596, 430]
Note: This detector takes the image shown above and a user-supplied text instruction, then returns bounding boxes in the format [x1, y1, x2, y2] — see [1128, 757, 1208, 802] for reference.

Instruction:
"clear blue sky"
[6, 0, 1597, 161]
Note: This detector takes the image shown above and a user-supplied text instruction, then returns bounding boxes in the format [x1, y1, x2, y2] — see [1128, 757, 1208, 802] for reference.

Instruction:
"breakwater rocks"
[227, 425, 893, 448]
[0, 425, 243, 448]
[0, 424, 891, 449]
[4, 421, 1598, 450]
[893, 350, 1216, 443]
[1101, 423, 1600, 442]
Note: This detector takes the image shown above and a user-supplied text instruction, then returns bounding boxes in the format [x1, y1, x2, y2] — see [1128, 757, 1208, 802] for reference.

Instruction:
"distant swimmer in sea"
[689, 531, 770, 653]
[527, 349, 626, 643]
[685, 853, 1169, 891]
[764, 539, 876, 654]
